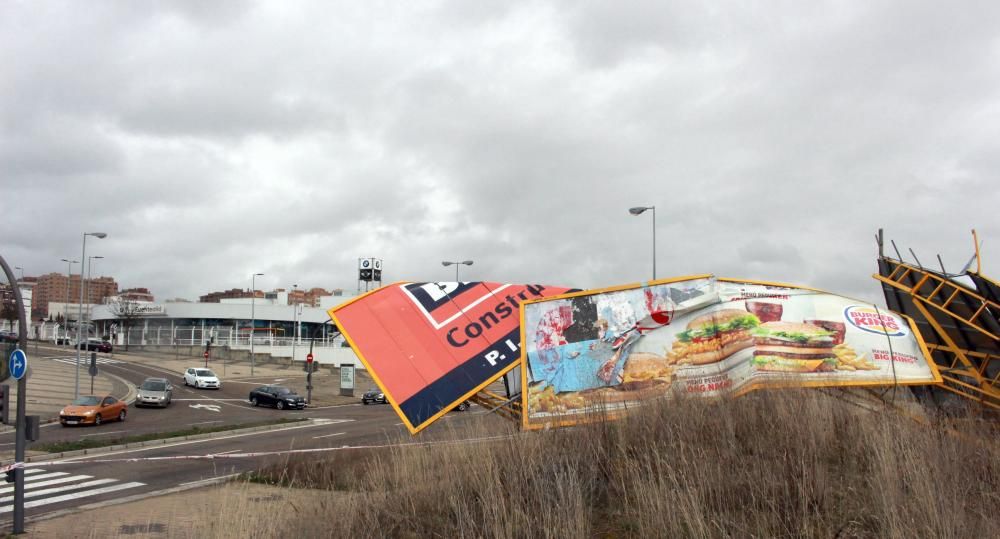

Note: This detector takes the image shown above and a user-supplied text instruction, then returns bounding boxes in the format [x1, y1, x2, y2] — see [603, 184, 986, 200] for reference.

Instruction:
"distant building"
[199, 288, 261, 303]
[287, 287, 343, 307]
[120, 287, 155, 302]
[31, 272, 118, 318]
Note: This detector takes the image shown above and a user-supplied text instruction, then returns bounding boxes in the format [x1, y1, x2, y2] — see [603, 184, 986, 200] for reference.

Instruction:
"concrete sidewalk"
[0, 347, 136, 433]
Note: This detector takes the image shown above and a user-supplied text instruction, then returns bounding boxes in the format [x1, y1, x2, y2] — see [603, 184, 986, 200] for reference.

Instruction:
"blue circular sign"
[8, 349, 27, 380]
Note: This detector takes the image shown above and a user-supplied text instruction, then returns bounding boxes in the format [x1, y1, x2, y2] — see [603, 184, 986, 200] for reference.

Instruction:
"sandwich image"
[750, 321, 838, 373]
[667, 309, 760, 365]
[620, 352, 675, 390]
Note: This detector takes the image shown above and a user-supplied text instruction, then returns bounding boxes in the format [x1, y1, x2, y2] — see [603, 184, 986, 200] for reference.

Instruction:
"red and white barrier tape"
[0, 461, 23, 473]
[11, 434, 517, 468]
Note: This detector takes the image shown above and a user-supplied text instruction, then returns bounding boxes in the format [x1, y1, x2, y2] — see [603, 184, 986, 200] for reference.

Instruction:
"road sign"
[306, 353, 314, 363]
[204, 351, 209, 359]
[8, 350, 26, 380]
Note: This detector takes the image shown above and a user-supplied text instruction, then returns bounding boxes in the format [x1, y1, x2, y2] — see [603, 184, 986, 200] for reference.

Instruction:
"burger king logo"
[843, 306, 907, 337]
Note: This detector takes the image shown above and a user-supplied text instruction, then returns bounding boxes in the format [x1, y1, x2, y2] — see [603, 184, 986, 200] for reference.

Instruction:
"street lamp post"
[84, 255, 104, 338]
[60, 258, 78, 334]
[441, 260, 474, 281]
[250, 273, 264, 376]
[291, 284, 298, 365]
[75, 232, 107, 399]
[629, 206, 656, 280]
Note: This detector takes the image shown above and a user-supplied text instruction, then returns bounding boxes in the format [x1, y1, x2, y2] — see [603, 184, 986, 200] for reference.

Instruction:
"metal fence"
[33, 322, 346, 349]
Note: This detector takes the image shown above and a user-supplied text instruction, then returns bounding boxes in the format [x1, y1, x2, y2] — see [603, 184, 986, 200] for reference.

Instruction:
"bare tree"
[108, 296, 143, 351]
[0, 286, 17, 331]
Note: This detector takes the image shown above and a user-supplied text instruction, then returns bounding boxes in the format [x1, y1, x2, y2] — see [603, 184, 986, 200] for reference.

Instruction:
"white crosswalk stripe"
[0, 468, 144, 513]
[49, 357, 124, 366]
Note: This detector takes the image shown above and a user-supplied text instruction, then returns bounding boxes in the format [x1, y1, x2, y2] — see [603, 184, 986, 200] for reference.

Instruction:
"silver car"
[136, 377, 173, 408]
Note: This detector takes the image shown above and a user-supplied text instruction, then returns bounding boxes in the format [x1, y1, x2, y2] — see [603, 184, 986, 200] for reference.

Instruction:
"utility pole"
[1, 254, 30, 533]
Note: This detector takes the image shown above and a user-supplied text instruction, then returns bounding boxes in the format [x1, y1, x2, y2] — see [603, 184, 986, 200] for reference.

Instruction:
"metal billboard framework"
[874, 229, 1000, 410]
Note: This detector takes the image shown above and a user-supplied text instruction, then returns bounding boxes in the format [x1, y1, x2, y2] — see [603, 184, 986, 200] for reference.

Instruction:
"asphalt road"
[0, 353, 500, 527]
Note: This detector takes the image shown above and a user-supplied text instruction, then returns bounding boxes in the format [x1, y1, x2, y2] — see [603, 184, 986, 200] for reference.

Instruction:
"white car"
[184, 367, 221, 389]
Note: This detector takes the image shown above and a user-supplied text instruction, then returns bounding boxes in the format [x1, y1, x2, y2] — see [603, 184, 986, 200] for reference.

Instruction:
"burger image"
[620, 352, 674, 390]
[667, 309, 760, 365]
[750, 321, 838, 373]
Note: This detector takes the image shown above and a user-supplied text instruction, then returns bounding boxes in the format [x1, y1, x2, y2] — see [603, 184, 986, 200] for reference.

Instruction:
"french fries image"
[832, 344, 878, 371]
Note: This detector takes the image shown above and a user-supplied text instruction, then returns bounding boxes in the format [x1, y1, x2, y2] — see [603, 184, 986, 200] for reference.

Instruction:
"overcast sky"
[1, 1, 997, 306]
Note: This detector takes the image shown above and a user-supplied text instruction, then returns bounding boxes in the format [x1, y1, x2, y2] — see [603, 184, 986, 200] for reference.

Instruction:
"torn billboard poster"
[330, 281, 573, 434]
[520, 276, 941, 429]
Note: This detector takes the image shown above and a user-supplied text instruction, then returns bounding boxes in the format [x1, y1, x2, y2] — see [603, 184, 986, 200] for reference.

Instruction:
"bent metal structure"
[329, 232, 994, 434]
[875, 230, 1000, 410]
[331, 276, 956, 434]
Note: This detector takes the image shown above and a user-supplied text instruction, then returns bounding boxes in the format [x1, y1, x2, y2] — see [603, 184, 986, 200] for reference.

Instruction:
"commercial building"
[31, 272, 118, 319]
[85, 291, 362, 367]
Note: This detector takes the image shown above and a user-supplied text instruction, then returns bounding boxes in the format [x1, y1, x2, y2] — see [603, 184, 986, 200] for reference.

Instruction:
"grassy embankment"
[35, 418, 307, 453]
[198, 391, 998, 538]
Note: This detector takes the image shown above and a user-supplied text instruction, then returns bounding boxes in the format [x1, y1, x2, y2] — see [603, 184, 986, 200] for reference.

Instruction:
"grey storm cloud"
[1, 1, 998, 306]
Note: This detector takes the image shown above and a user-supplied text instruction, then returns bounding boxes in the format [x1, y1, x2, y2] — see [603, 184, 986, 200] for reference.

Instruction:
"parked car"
[135, 377, 173, 408]
[0, 331, 18, 343]
[184, 367, 221, 389]
[249, 385, 306, 410]
[455, 401, 471, 412]
[59, 394, 127, 426]
[361, 388, 387, 405]
[78, 338, 112, 353]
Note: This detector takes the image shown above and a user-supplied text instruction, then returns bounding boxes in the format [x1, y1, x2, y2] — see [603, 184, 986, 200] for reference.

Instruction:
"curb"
[22, 418, 315, 463]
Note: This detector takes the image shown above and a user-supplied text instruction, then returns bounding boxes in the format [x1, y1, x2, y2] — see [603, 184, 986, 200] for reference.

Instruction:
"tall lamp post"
[290, 284, 299, 364]
[84, 255, 104, 337]
[75, 232, 107, 399]
[60, 258, 78, 336]
[441, 260, 474, 281]
[628, 206, 656, 280]
[250, 272, 264, 376]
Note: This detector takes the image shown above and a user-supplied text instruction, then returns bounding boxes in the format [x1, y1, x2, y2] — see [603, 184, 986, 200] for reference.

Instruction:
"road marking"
[179, 472, 241, 488]
[80, 430, 126, 438]
[0, 474, 92, 494]
[191, 420, 223, 425]
[49, 357, 123, 366]
[172, 398, 248, 402]
[0, 482, 146, 513]
[50, 419, 343, 462]
[312, 432, 346, 439]
[188, 404, 222, 413]
[24, 472, 70, 482]
[0, 478, 119, 504]
[298, 403, 362, 410]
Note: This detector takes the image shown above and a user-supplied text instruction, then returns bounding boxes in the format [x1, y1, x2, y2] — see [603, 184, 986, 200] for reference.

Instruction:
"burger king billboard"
[520, 275, 941, 429]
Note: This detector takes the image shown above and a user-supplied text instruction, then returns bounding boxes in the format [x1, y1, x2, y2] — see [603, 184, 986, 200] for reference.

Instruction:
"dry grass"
[198, 391, 999, 538]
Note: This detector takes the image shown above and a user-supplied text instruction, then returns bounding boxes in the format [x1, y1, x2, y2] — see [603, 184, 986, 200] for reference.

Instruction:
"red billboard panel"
[330, 281, 572, 433]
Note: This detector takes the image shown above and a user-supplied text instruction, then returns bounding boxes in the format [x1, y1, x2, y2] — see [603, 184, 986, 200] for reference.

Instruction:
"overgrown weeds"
[223, 391, 1000, 538]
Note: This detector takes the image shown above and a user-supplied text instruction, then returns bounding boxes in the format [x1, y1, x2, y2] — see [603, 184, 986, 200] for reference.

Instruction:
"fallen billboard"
[330, 281, 572, 434]
[520, 276, 941, 429]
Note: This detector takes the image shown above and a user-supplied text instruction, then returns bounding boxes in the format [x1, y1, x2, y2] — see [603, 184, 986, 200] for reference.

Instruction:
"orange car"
[59, 394, 127, 427]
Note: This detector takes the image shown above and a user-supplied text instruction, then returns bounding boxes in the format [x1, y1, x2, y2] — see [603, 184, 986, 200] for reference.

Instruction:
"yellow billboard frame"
[518, 275, 942, 431]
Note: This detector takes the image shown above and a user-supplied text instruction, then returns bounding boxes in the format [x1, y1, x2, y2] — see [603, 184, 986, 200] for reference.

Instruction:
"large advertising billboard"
[520, 276, 941, 429]
[330, 281, 572, 434]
